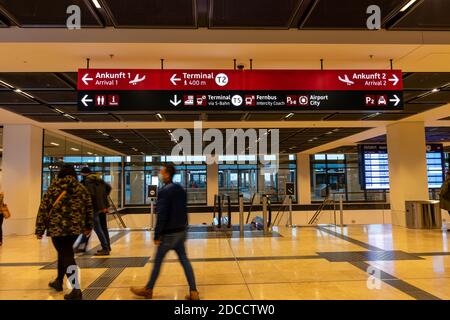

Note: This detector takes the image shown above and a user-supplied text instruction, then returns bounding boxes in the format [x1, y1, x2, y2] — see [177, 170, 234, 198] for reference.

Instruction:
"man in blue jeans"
[131, 164, 199, 300]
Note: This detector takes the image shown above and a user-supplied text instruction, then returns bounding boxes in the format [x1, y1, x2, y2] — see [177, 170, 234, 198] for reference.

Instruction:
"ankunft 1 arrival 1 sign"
[77, 69, 403, 111]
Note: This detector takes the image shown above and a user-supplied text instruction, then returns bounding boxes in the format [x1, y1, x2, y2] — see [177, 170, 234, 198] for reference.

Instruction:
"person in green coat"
[439, 171, 450, 231]
[35, 164, 94, 300]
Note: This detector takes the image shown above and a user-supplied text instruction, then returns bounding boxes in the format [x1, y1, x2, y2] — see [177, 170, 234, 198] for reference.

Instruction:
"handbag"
[45, 191, 67, 228]
[1, 204, 11, 219]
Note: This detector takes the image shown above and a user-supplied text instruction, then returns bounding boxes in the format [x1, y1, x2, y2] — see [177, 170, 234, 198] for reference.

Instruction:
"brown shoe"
[130, 287, 153, 299]
[185, 290, 200, 300]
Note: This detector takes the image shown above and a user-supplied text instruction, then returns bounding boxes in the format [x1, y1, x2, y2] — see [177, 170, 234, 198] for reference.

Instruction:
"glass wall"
[218, 154, 297, 203]
[124, 156, 207, 205]
[311, 153, 387, 202]
[42, 131, 122, 207]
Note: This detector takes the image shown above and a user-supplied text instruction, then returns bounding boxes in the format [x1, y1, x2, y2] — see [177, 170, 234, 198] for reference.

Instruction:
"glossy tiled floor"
[0, 224, 449, 300]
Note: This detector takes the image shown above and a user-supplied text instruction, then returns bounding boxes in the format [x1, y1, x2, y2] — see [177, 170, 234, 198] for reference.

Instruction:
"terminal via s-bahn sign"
[77, 69, 403, 111]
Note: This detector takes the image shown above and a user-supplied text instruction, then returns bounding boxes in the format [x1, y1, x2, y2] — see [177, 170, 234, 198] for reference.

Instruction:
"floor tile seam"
[225, 237, 255, 300]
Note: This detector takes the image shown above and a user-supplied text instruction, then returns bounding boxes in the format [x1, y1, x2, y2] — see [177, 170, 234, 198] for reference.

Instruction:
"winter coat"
[82, 174, 111, 212]
[439, 177, 450, 211]
[35, 176, 94, 237]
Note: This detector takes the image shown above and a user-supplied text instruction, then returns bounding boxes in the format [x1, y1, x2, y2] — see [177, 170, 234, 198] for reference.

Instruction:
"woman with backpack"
[35, 164, 94, 300]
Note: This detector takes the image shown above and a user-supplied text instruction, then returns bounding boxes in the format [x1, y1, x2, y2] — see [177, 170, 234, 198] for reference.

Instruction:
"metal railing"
[212, 194, 232, 229]
[308, 193, 345, 226]
[272, 195, 294, 227]
[108, 195, 127, 229]
[312, 190, 389, 203]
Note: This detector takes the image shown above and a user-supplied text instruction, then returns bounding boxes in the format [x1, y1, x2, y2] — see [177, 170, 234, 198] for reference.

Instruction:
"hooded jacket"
[35, 176, 94, 237]
[82, 174, 112, 212]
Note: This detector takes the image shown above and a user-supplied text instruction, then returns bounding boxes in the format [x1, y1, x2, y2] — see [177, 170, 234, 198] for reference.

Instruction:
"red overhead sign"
[78, 69, 403, 91]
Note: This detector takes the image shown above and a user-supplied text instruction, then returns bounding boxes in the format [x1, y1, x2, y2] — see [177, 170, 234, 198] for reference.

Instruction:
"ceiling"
[323, 127, 450, 154]
[0, 0, 448, 30]
[362, 127, 450, 144]
[62, 127, 369, 155]
[0, 72, 449, 124]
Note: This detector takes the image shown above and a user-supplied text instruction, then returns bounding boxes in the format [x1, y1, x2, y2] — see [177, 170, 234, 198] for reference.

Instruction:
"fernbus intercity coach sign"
[77, 69, 403, 111]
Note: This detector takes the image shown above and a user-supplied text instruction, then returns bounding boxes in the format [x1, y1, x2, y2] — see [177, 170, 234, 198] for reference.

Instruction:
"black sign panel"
[78, 90, 403, 112]
[147, 185, 158, 198]
[285, 182, 295, 196]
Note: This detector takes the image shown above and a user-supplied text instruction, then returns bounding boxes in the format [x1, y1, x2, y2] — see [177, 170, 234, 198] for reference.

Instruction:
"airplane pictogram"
[129, 74, 146, 85]
[338, 74, 355, 86]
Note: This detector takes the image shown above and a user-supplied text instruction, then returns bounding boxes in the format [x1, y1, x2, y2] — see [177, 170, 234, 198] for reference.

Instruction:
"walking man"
[131, 163, 199, 300]
[75, 167, 112, 256]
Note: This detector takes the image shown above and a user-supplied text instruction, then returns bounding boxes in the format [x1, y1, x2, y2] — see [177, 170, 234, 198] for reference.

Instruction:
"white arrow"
[170, 95, 181, 106]
[82, 73, 93, 85]
[81, 94, 93, 107]
[389, 94, 401, 107]
[170, 74, 181, 86]
[388, 74, 399, 86]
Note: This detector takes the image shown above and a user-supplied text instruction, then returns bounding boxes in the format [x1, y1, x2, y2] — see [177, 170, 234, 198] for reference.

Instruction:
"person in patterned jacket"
[35, 164, 94, 300]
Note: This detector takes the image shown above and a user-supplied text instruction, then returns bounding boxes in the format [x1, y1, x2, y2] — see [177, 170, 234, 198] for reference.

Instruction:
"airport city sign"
[77, 69, 403, 111]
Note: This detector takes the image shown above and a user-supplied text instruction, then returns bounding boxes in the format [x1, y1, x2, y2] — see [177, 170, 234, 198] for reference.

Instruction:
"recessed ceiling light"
[431, 88, 440, 93]
[14, 89, 35, 99]
[50, 142, 60, 146]
[63, 114, 76, 120]
[87, 152, 93, 155]
[70, 147, 80, 152]
[156, 113, 163, 120]
[0, 80, 14, 88]
[400, 0, 417, 12]
[102, 133, 109, 137]
[284, 113, 294, 120]
[92, 0, 102, 9]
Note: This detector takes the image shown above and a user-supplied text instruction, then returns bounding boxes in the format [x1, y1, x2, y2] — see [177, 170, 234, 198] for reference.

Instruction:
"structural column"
[297, 153, 311, 204]
[206, 159, 219, 206]
[2, 125, 43, 235]
[387, 122, 429, 227]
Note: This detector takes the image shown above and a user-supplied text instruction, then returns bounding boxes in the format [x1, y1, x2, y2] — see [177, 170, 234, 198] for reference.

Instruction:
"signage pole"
[239, 194, 244, 237]
[149, 198, 155, 231]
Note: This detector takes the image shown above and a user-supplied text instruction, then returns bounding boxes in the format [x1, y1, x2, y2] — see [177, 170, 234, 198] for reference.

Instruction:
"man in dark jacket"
[75, 167, 112, 256]
[131, 163, 199, 300]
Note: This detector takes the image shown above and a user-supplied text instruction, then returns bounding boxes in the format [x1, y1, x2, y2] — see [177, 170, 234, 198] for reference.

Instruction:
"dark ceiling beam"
[196, 0, 208, 28]
[53, 72, 77, 89]
[384, 0, 425, 30]
[132, 129, 165, 155]
[0, 3, 19, 26]
[297, 0, 319, 29]
[88, 0, 117, 27]
[289, 0, 314, 29]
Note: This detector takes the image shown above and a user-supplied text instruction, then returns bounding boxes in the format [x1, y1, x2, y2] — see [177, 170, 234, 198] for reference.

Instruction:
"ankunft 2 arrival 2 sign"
[77, 69, 403, 111]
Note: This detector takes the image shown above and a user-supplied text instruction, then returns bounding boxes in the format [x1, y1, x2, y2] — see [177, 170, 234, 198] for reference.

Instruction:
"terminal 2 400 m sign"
[77, 69, 403, 112]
